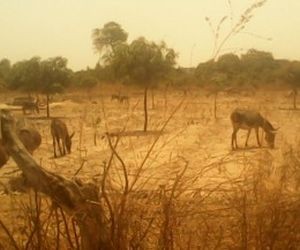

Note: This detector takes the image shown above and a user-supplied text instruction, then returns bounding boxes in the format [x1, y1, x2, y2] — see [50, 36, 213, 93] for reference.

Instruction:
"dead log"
[0, 109, 113, 250]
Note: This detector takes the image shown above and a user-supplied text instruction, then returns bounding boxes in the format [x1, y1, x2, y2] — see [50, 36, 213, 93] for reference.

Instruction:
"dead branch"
[0, 217, 20, 250]
[0, 109, 113, 250]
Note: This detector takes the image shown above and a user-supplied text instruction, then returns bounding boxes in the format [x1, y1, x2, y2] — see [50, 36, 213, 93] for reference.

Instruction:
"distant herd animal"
[111, 94, 129, 104]
[0, 93, 279, 169]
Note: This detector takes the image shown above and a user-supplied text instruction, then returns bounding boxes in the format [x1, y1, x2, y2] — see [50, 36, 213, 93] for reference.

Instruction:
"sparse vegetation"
[1, 0, 300, 249]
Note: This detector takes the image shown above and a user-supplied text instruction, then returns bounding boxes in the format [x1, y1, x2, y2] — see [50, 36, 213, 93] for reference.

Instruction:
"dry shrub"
[1, 145, 300, 249]
[0, 191, 80, 250]
[1, 96, 300, 249]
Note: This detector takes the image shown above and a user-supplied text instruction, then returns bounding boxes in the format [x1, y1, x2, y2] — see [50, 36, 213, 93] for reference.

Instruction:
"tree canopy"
[8, 57, 41, 92]
[108, 37, 177, 86]
[92, 21, 128, 63]
[6, 56, 71, 94]
[39, 57, 71, 94]
[195, 49, 280, 87]
[0, 58, 11, 82]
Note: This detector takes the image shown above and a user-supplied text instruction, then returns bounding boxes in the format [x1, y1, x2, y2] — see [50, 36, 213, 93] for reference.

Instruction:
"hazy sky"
[0, 0, 300, 70]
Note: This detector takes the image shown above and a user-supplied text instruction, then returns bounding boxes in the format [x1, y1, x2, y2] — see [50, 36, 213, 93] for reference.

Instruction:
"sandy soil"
[0, 89, 299, 242]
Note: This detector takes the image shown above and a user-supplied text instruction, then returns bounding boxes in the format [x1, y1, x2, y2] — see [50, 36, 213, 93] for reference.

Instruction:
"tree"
[285, 61, 300, 109]
[92, 21, 128, 64]
[199, 0, 269, 119]
[216, 53, 241, 77]
[195, 57, 232, 119]
[0, 58, 11, 84]
[7, 57, 71, 117]
[108, 37, 177, 131]
[39, 57, 71, 118]
[240, 49, 277, 82]
[195, 59, 215, 84]
[8, 57, 41, 94]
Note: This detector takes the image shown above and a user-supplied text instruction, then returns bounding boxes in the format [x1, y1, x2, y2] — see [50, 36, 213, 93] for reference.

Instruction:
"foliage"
[83, 76, 97, 89]
[240, 49, 278, 81]
[92, 21, 128, 63]
[169, 67, 197, 86]
[217, 53, 241, 77]
[195, 49, 279, 87]
[101, 35, 177, 131]
[0, 58, 11, 83]
[199, 0, 269, 101]
[39, 57, 71, 94]
[280, 61, 300, 109]
[6, 56, 71, 94]
[8, 57, 42, 92]
[195, 55, 236, 90]
[108, 37, 177, 86]
[284, 61, 300, 89]
[205, 0, 268, 61]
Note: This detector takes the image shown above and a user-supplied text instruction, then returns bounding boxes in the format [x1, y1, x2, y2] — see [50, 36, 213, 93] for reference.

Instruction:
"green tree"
[284, 61, 300, 109]
[240, 49, 277, 82]
[108, 37, 177, 131]
[195, 57, 231, 119]
[207, 72, 229, 119]
[216, 53, 241, 78]
[0, 58, 11, 85]
[73, 70, 98, 99]
[200, 0, 269, 119]
[40, 57, 71, 117]
[195, 59, 215, 84]
[79, 75, 98, 89]
[92, 21, 128, 63]
[8, 57, 41, 94]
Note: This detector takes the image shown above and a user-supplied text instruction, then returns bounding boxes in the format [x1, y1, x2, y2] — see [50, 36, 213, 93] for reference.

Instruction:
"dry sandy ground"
[0, 89, 299, 237]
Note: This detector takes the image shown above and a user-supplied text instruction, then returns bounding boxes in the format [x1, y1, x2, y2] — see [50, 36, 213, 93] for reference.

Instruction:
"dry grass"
[0, 87, 300, 249]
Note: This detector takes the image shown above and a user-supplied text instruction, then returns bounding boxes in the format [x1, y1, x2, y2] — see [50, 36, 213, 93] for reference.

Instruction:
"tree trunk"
[214, 92, 218, 120]
[293, 89, 297, 109]
[0, 110, 113, 250]
[46, 93, 50, 118]
[164, 83, 170, 119]
[143, 87, 149, 132]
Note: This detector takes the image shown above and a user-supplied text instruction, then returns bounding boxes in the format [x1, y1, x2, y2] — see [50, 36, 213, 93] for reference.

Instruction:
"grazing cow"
[230, 108, 278, 150]
[51, 118, 75, 158]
